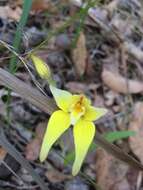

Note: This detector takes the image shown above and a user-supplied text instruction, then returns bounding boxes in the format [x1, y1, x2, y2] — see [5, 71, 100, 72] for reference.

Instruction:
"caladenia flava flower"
[40, 85, 108, 176]
[30, 54, 107, 175]
[31, 55, 55, 86]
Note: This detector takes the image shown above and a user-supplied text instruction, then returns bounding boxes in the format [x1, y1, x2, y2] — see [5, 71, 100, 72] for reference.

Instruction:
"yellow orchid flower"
[31, 55, 51, 80]
[31, 55, 55, 86]
[40, 85, 108, 176]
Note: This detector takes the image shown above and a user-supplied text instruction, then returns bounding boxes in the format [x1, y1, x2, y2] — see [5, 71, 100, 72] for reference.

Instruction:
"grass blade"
[9, 0, 32, 73]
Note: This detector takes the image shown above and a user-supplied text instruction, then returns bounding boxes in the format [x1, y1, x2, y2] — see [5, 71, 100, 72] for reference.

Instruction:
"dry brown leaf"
[45, 169, 71, 183]
[35, 121, 47, 139]
[32, 0, 57, 13]
[13, 0, 23, 6]
[66, 82, 98, 94]
[95, 149, 130, 190]
[102, 68, 143, 94]
[129, 102, 143, 164]
[0, 147, 7, 161]
[0, 6, 22, 21]
[65, 82, 87, 93]
[25, 122, 47, 161]
[32, 0, 49, 11]
[71, 32, 87, 76]
[25, 138, 41, 161]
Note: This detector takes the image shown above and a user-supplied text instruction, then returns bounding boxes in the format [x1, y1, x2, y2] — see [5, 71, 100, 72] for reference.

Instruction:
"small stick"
[0, 68, 56, 114]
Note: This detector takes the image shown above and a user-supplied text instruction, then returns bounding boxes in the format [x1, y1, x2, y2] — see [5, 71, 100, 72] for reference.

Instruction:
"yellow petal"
[50, 85, 72, 112]
[31, 55, 51, 80]
[72, 120, 95, 176]
[40, 110, 70, 162]
[84, 106, 108, 121]
[70, 110, 84, 125]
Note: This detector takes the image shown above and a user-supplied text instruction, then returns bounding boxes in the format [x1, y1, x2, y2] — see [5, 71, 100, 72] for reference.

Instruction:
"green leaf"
[104, 130, 136, 143]
[64, 151, 75, 165]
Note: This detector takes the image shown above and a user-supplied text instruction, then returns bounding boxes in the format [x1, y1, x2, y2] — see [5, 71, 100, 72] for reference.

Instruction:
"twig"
[0, 68, 56, 114]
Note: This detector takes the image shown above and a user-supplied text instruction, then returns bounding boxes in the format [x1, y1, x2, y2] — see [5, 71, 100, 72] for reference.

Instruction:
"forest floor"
[0, 0, 143, 190]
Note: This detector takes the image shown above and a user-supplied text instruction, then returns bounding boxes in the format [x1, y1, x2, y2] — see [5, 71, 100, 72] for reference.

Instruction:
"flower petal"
[50, 85, 72, 112]
[72, 120, 95, 176]
[84, 106, 108, 121]
[70, 110, 83, 125]
[40, 110, 70, 162]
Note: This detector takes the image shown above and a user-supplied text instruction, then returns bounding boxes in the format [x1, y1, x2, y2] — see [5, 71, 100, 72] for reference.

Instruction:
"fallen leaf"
[13, 0, 23, 6]
[35, 121, 47, 139]
[25, 122, 47, 161]
[95, 148, 130, 190]
[32, 0, 57, 13]
[0, 147, 7, 161]
[102, 68, 143, 94]
[71, 32, 87, 76]
[104, 90, 119, 107]
[65, 82, 98, 94]
[32, 0, 49, 11]
[129, 102, 143, 164]
[0, 6, 22, 21]
[88, 7, 108, 23]
[45, 169, 71, 183]
[65, 82, 87, 93]
[25, 138, 41, 161]
[70, 0, 82, 7]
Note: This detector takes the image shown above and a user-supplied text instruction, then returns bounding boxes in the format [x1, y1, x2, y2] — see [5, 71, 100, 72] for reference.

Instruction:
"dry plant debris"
[71, 32, 87, 76]
[129, 102, 143, 164]
[102, 68, 143, 94]
[95, 149, 130, 190]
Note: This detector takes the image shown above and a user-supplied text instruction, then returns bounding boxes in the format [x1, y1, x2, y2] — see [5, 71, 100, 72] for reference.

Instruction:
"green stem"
[6, 0, 32, 123]
[9, 0, 32, 73]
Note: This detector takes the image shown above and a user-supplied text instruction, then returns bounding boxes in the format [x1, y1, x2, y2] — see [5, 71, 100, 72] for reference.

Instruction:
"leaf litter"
[1, 0, 143, 189]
